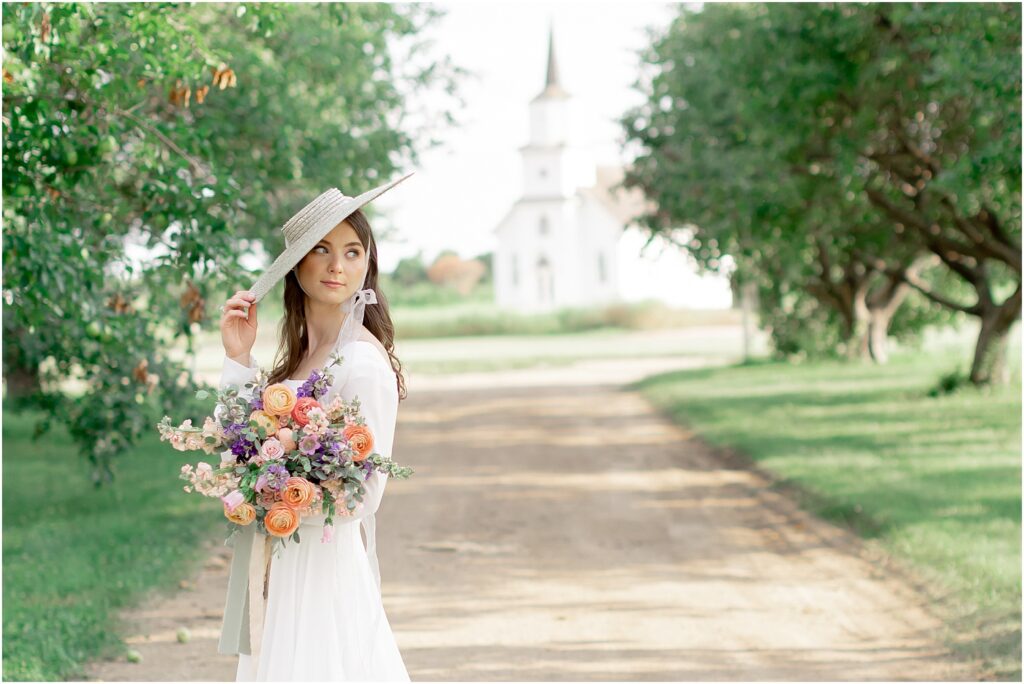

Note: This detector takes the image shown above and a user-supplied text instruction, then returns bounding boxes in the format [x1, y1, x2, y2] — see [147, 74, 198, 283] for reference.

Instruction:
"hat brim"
[247, 172, 413, 303]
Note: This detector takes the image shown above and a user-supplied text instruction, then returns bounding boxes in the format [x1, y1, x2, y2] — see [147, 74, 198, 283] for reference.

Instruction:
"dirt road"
[85, 358, 975, 680]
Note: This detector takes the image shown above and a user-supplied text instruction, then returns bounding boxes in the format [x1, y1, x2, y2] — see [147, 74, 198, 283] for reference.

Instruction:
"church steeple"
[522, 20, 580, 198]
[534, 24, 568, 100]
[545, 26, 561, 89]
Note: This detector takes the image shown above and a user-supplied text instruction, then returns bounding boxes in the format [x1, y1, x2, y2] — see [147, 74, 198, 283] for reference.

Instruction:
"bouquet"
[156, 352, 412, 545]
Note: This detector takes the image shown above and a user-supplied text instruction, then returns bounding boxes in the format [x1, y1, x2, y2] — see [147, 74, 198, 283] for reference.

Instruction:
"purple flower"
[223, 422, 245, 439]
[230, 436, 259, 462]
[297, 370, 322, 399]
[299, 433, 321, 456]
[257, 462, 289, 492]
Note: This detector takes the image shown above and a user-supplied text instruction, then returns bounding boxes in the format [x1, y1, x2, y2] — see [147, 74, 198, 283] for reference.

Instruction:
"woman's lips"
[321, 281, 345, 289]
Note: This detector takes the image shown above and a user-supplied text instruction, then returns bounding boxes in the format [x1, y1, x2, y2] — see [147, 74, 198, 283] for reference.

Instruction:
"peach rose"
[281, 477, 316, 509]
[262, 384, 297, 417]
[257, 490, 279, 509]
[249, 410, 278, 436]
[343, 424, 374, 462]
[276, 427, 297, 452]
[224, 501, 256, 526]
[290, 397, 321, 427]
[264, 502, 301, 537]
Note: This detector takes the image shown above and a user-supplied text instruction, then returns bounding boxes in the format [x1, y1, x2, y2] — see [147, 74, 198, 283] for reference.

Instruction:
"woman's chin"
[311, 288, 350, 305]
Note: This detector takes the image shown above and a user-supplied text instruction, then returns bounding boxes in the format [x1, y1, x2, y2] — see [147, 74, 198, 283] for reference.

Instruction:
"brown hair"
[266, 208, 407, 401]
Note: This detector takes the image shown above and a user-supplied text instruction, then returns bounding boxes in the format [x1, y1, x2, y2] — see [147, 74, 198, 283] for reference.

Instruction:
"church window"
[537, 255, 553, 304]
[598, 252, 607, 283]
[511, 255, 518, 286]
[539, 215, 549, 236]
[538, 167, 548, 178]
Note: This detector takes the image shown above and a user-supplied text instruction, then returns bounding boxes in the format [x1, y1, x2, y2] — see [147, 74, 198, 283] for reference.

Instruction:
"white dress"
[218, 340, 410, 682]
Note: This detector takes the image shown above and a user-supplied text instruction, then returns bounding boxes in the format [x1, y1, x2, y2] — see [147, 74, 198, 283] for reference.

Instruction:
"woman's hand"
[221, 290, 258, 363]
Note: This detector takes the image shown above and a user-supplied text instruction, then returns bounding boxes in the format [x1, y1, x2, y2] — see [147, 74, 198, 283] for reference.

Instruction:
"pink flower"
[196, 462, 213, 479]
[321, 524, 334, 543]
[259, 437, 285, 464]
[298, 433, 320, 456]
[221, 490, 245, 513]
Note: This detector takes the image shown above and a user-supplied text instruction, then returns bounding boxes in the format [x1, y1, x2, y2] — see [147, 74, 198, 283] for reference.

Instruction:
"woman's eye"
[314, 245, 328, 254]
[346, 249, 360, 258]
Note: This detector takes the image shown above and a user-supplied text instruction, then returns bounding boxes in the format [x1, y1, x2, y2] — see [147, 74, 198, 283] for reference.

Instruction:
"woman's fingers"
[225, 295, 250, 310]
[222, 291, 256, 317]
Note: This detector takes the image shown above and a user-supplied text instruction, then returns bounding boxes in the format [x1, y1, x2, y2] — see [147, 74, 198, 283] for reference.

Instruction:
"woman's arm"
[332, 357, 399, 524]
[213, 354, 259, 423]
[220, 353, 258, 391]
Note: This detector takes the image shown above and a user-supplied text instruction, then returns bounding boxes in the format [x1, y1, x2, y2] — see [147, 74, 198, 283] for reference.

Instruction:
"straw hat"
[247, 172, 413, 303]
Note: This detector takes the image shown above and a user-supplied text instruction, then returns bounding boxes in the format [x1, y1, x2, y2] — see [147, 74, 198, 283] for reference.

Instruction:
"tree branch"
[111, 107, 211, 180]
[901, 270, 981, 315]
[937, 195, 1022, 271]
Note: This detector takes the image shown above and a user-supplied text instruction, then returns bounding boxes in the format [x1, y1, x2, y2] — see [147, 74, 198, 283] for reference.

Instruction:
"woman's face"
[294, 219, 368, 306]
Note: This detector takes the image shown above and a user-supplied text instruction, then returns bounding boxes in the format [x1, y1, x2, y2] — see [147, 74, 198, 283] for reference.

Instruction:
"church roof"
[578, 166, 655, 227]
[532, 25, 569, 101]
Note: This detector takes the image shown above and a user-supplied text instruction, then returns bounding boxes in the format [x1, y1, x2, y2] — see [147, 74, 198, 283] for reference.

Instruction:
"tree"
[622, 3, 1019, 380]
[426, 253, 486, 295]
[2, 3, 461, 482]
[390, 252, 429, 288]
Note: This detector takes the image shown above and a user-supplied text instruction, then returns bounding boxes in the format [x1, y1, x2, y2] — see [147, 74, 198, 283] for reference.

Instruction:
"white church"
[493, 29, 733, 313]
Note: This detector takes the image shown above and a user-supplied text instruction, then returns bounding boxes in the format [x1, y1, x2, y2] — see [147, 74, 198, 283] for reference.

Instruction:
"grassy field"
[634, 330, 1022, 680]
[390, 299, 742, 339]
[1, 409, 225, 681]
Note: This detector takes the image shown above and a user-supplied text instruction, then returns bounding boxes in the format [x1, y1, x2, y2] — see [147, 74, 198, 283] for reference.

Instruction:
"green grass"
[634, 340, 1022, 680]
[2, 408, 224, 681]
[390, 299, 741, 339]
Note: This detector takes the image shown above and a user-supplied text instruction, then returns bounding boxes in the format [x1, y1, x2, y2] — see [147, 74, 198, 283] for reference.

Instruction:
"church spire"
[545, 24, 560, 89]
[534, 22, 568, 100]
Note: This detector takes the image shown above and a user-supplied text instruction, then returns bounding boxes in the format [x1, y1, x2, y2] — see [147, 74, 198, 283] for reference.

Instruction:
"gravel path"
[84, 357, 974, 681]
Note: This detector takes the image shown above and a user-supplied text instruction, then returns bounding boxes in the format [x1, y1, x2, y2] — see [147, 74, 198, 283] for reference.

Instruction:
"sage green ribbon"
[218, 524, 256, 656]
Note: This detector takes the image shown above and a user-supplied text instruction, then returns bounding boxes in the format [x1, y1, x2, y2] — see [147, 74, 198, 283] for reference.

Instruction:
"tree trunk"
[862, 268, 915, 364]
[970, 284, 1021, 385]
[3, 364, 41, 401]
[2, 322, 42, 402]
[848, 287, 873, 361]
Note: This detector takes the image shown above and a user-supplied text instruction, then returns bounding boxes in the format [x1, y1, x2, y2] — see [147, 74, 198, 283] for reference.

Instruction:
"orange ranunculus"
[262, 384, 297, 417]
[343, 424, 374, 462]
[224, 501, 256, 526]
[248, 410, 278, 436]
[264, 502, 301, 537]
[290, 397, 321, 427]
[281, 477, 316, 509]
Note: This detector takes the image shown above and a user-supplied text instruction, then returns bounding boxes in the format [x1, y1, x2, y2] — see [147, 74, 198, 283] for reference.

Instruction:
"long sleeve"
[333, 346, 400, 525]
[220, 353, 258, 393]
[214, 354, 259, 423]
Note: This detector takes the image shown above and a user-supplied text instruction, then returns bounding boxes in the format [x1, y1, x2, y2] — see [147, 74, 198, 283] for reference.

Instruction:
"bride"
[214, 176, 413, 681]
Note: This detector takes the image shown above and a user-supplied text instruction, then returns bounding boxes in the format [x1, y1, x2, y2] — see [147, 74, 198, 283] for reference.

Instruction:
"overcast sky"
[372, 2, 678, 273]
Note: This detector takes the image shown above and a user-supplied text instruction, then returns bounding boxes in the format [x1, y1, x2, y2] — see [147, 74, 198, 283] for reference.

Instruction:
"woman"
[215, 177, 412, 681]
